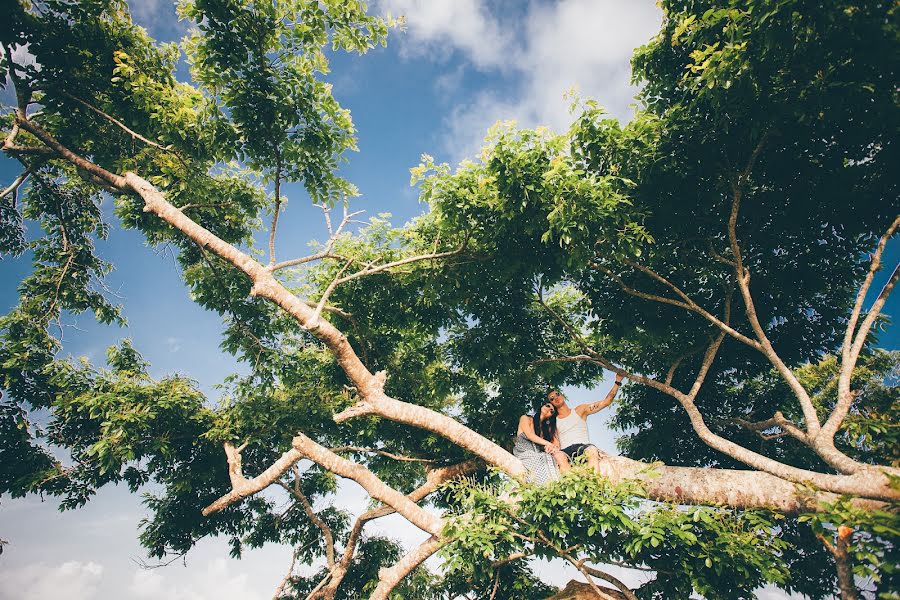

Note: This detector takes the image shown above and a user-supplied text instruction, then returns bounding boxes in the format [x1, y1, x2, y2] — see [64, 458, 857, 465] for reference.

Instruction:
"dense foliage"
[1, 1, 897, 598]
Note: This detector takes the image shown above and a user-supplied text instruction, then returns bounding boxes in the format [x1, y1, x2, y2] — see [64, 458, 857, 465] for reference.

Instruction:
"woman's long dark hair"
[533, 403, 557, 443]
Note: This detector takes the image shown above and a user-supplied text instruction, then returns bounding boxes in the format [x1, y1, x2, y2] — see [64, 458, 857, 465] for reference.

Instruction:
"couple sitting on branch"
[514, 374, 624, 484]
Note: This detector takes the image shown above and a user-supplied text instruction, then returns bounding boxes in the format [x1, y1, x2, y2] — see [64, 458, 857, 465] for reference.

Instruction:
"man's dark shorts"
[562, 443, 598, 459]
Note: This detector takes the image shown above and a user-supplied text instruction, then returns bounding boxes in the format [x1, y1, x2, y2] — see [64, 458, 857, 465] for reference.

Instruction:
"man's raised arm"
[575, 373, 625, 417]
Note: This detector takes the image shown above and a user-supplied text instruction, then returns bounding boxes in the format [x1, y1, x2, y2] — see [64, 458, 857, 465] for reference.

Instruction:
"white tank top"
[557, 410, 590, 447]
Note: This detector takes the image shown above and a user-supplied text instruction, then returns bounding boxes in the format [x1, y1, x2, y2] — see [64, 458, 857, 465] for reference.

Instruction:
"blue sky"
[0, 1, 896, 598]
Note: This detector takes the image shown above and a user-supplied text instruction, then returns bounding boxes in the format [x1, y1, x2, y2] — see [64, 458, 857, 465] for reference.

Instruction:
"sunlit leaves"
[442, 467, 790, 599]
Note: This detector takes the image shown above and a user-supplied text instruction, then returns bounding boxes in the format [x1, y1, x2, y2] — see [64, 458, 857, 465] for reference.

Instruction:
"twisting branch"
[825, 215, 900, 443]
[732, 411, 807, 443]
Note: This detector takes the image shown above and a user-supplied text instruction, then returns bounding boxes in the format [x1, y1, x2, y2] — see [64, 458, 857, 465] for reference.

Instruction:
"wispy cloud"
[127, 0, 189, 42]
[166, 336, 182, 353]
[0, 561, 103, 600]
[128, 558, 265, 600]
[380, 0, 662, 162]
[380, 0, 519, 69]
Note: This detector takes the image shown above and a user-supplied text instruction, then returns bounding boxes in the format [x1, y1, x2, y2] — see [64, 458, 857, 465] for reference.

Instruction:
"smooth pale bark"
[202, 442, 303, 516]
[368, 536, 445, 600]
[316, 459, 483, 599]
[335, 396, 526, 478]
[291, 434, 444, 536]
[593, 454, 884, 514]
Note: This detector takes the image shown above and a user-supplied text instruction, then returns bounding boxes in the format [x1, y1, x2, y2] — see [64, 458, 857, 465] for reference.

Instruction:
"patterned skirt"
[513, 434, 560, 484]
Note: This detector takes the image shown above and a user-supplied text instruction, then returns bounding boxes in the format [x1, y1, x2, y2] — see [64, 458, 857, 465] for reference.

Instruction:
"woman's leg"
[552, 450, 570, 473]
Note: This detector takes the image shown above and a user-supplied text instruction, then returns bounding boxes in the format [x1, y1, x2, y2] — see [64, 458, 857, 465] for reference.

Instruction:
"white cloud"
[381, 0, 662, 162]
[0, 561, 104, 600]
[380, 0, 518, 69]
[128, 558, 266, 600]
[127, 0, 188, 39]
[166, 336, 182, 353]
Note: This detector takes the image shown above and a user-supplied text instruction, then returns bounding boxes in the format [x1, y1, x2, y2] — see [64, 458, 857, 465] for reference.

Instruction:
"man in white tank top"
[547, 373, 624, 472]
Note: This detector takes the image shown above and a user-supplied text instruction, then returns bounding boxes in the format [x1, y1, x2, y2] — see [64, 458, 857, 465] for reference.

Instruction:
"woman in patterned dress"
[514, 402, 571, 484]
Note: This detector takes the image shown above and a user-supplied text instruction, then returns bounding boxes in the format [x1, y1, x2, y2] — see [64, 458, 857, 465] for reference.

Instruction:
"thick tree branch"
[9, 116, 530, 489]
[291, 433, 444, 536]
[536, 354, 898, 501]
[14, 117, 128, 190]
[581, 564, 639, 600]
[202, 441, 303, 516]
[334, 392, 526, 480]
[369, 536, 445, 600]
[15, 114, 898, 524]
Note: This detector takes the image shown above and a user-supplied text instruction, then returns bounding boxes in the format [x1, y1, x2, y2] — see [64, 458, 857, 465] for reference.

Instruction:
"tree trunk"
[547, 580, 628, 600]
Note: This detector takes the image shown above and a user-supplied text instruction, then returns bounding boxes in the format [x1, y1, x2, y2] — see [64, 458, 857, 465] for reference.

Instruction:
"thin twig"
[329, 446, 438, 464]
[329, 233, 470, 288]
[273, 547, 299, 600]
[61, 91, 173, 154]
[269, 205, 363, 272]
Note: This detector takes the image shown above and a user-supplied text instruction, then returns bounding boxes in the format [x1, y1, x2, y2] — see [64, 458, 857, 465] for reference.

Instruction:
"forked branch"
[727, 162, 822, 438]
[824, 215, 900, 442]
[269, 203, 363, 271]
[202, 441, 303, 516]
[330, 233, 470, 288]
[315, 459, 482, 599]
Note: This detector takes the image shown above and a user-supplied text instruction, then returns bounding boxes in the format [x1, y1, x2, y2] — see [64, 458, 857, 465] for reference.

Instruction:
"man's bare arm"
[576, 373, 625, 417]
